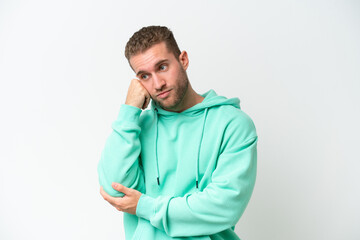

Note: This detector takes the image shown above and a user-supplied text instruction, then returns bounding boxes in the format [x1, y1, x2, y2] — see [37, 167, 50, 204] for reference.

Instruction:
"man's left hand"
[100, 183, 142, 215]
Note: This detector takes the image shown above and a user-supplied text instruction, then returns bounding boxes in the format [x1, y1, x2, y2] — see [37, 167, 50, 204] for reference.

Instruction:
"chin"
[157, 99, 178, 110]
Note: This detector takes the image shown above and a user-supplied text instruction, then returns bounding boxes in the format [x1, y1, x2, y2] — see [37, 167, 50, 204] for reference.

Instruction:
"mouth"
[157, 89, 172, 99]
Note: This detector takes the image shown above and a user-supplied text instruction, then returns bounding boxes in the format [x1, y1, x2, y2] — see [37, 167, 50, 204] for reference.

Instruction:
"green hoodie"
[98, 89, 258, 239]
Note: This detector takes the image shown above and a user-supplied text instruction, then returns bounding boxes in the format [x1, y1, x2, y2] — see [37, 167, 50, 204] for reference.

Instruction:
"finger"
[100, 187, 115, 203]
[109, 202, 121, 211]
[112, 182, 131, 195]
[100, 186, 108, 199]
[106, 200, 123, 212]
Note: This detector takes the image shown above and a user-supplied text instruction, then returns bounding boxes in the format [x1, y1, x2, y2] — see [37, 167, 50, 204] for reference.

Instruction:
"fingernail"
[113, 183, 117, 188]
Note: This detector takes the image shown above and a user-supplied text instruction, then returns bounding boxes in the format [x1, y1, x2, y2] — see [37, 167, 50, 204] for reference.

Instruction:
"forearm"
[98, 104, 145, 197]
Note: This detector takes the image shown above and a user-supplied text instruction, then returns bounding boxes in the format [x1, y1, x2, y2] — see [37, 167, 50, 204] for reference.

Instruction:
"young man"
[98, 26, 258, 240]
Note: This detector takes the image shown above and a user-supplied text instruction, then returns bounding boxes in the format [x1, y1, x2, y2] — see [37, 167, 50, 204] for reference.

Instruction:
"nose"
[153, 73, 166, 91]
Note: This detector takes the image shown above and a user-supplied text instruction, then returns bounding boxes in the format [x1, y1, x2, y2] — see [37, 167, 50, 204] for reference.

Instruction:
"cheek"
[168, 68, 181, 82]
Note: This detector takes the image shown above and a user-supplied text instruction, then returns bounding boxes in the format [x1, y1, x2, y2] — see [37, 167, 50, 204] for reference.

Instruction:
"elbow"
[97, 163, 125, 198]
[101, 184, 125, 198]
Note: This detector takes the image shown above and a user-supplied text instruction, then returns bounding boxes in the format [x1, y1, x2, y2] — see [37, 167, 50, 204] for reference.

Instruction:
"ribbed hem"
[136, 194, 156, 221]
[117, 104, 142, 123]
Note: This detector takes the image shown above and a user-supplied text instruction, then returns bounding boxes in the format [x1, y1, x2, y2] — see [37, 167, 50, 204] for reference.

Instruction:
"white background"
[1, 0, 359, 239]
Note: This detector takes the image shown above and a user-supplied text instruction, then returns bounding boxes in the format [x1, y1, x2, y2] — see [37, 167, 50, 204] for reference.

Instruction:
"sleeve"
[135, 114, 258, 237]
[97, 104, 145, 197]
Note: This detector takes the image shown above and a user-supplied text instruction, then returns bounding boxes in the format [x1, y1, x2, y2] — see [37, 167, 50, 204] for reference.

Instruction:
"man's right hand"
[125, 79, 151, 110]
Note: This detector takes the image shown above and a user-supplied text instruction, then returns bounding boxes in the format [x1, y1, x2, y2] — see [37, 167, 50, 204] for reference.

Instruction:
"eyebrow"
[136, 59, 168, 76]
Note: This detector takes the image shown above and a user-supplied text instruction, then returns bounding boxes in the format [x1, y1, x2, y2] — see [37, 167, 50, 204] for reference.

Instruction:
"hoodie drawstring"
[154, 108, 160, 185]
[153, 107, 209, 189]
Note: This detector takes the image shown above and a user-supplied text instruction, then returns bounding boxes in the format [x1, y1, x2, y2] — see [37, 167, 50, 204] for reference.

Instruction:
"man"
[98, 26, 258, 240]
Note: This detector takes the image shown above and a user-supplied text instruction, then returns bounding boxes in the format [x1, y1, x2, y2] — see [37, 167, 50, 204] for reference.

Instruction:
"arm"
[98, 78, 150, 197]
[135, 115, 258, 237]
[97, 104, 145, 197]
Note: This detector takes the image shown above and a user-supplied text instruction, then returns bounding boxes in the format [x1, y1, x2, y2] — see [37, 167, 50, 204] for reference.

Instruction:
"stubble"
[155, 67, 189, 111]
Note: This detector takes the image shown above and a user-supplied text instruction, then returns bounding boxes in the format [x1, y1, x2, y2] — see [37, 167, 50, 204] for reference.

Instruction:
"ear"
[178, 50, 189, 71]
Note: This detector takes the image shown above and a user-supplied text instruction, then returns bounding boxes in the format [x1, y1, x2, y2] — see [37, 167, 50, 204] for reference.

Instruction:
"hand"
[100, 183, 142, 215]
[125, 79, 151, 110]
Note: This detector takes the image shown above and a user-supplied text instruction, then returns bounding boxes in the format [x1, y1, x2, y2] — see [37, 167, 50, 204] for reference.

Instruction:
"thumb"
[112, 182, 131, 195]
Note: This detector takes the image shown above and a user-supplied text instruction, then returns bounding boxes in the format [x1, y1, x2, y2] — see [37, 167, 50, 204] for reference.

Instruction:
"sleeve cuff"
[136, 193, 156, 220]
[116, 104, 142, 123]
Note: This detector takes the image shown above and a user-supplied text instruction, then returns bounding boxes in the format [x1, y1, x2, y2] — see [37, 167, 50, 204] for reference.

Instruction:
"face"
[129, 42, 189, 112]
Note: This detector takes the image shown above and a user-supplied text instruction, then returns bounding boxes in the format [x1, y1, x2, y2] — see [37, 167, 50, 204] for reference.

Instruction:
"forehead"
[129, 42, 175, 73]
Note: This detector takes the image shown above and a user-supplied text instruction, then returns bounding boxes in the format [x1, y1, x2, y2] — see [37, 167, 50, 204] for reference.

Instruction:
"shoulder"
[211, 105, 257, 140]
[211, 105, 256, 130]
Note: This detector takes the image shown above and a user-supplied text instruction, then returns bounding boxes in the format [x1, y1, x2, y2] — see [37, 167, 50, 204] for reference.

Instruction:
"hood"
[149, 89, 241, 190]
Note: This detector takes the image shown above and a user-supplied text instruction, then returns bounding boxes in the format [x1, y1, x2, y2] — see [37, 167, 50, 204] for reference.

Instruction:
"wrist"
[125, 100, 143, 109]
[116, 104, 142, 123]
[136, 194, 156, 220]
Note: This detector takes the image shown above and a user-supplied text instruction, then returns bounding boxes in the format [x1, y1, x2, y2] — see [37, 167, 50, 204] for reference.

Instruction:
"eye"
[159, 64, 167, 71]
[141, 74, 149, 80]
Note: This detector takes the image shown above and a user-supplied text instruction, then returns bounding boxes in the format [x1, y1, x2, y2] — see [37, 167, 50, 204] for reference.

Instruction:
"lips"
[157, 89, 172, 99]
